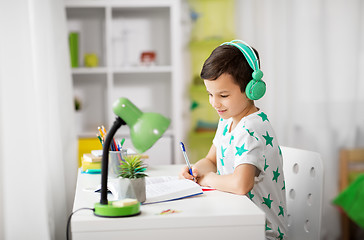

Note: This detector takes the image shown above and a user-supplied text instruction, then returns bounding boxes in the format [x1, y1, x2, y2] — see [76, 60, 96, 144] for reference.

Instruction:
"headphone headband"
[221, 39, 260, 70]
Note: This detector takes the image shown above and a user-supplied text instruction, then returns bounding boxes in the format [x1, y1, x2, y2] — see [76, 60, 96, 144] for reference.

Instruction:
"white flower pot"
[117, 177, 146, 203]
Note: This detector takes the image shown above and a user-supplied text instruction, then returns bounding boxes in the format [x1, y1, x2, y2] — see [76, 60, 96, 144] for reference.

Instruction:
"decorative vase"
[117, 177, 146, 203]
[69, 32, 79, 68]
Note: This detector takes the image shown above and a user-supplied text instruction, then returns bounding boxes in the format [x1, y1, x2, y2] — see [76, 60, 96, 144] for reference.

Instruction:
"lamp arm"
[100, 117, 126, 205]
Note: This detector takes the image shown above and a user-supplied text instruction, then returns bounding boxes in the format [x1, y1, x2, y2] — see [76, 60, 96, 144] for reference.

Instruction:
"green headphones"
[221, 40, 266, 100]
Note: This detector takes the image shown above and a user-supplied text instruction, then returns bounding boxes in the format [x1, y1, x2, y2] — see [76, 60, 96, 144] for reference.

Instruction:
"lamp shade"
[113, 98, 170, 153]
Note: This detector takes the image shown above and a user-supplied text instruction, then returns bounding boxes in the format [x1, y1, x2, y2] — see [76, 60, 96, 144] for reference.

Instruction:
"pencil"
[96, 134, 103, 147]
[98, 127, 104, 140]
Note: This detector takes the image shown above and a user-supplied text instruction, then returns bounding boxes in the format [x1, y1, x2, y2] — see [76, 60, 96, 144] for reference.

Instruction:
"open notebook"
[144, 176, 203, 204]
[103, 176, 203, 204]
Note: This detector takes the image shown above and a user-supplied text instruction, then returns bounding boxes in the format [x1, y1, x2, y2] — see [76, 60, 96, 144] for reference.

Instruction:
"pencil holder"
[109, 150, 127, 178]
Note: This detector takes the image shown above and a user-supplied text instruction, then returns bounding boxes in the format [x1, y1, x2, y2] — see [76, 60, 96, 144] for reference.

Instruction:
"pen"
[113, 138, 118, 151]
[120, 138, 125, 149]
[180, 142, 195, 181]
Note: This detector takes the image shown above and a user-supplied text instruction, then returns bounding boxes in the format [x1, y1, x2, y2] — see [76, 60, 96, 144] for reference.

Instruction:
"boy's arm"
[193, 144, 217, 175]
[199, 163, 256, 195]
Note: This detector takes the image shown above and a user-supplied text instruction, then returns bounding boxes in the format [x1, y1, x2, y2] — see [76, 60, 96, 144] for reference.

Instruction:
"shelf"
[112, 65, 172, 73]
[67, 0, 183, 164]
[72, 67, 108, 74]
[73, 74, 107, 133]
[65, 0, 174, 8]
[114, 128, 174, 138]
[111, 72, 172, 118]
[111, 7, 170, 67]
[66, 7, 106, 67]
[77, 128, 174, 141]
[71, 66, 171, 74]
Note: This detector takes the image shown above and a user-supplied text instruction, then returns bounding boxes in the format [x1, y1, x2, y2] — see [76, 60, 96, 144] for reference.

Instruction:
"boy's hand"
[196, 171, 216, 188]
[179, 165, 198, 182]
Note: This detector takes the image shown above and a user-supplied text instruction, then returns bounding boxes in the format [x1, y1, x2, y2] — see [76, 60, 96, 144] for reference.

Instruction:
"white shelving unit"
[65, 0, 183, 165]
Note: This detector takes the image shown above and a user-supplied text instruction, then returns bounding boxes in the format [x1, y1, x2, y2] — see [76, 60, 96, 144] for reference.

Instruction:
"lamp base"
[94, 201, 140, 217]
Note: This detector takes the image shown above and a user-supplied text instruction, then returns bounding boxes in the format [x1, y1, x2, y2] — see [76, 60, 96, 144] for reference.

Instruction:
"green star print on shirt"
[235, 143, 248, 156]
[272, 167, 280, 182]
[278, 206, 284, 217]
[229, 135, 234, 144]
[277, 227, 284, 240]
[223, 124, 228, 136]
[220, 158, 224, 166]
[248, 191, 254, 200]
[265, 222, 272, 231]
[246, 128, 259, 140]
[258, 112, 269, 122]
[263, 131, 274, 147]
[264, 157, 269, 171]
[221, 146, 227, 157]
[262, 194, 273, 209]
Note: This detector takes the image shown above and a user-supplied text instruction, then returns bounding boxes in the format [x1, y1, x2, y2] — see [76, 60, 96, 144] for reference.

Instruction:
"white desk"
[71, 165, 265, 240]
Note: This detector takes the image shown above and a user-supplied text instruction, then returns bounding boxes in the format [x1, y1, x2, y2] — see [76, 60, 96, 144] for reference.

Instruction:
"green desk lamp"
[94, 98, 170, 217]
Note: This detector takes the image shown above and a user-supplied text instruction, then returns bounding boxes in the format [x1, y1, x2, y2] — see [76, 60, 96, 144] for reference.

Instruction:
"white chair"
[281, 146, 324, 240]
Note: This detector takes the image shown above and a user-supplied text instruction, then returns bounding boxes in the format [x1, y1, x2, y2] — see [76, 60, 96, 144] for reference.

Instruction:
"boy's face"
[204, 73, 252, 122]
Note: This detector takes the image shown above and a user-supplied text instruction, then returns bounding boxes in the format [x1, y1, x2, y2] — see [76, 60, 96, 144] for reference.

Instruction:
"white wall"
[0, 1, 77, 239]
[235, 1, 364, 239]
[0, 58, 4, 240]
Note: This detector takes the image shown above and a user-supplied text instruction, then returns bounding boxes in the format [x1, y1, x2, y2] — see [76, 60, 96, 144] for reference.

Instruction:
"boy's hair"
[200, 45, 260, 93]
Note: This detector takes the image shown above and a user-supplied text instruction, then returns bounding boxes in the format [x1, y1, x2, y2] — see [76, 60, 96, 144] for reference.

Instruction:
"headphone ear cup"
[245, 79, 266, 100]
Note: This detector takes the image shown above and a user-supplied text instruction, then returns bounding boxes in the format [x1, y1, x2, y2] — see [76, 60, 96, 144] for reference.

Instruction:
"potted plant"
[74, 96, 82, 111]
[74, 96, 84, 132]
[117, 154, 147, 203]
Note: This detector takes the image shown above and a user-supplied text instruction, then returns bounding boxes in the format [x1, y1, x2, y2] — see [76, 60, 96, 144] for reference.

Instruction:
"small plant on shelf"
[74, 96, 82, 111]
[118, 155, 147, 179]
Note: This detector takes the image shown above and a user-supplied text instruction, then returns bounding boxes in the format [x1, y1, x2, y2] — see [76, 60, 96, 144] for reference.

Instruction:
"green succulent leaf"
[118, 155, 148, 179]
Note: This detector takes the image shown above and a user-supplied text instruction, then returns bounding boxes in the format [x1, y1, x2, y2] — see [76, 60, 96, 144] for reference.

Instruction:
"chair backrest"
[281, 146, 324, 240]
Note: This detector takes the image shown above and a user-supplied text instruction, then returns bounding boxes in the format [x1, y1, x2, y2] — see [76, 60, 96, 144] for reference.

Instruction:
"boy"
[180, 40, 287, 239]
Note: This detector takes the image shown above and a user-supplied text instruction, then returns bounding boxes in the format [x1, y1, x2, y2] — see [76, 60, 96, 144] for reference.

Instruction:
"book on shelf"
[83, 153, 102, 162]
[81, 157, 101, 172]
[91, 150, 103, 157]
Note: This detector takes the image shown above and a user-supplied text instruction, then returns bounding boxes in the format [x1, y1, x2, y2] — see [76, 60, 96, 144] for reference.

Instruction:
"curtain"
[0, 0, 77, 239]
[236, 0, 364, 239]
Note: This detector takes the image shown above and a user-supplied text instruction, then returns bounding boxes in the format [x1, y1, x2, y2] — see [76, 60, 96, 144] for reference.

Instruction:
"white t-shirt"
[213, 110, 287, 240]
